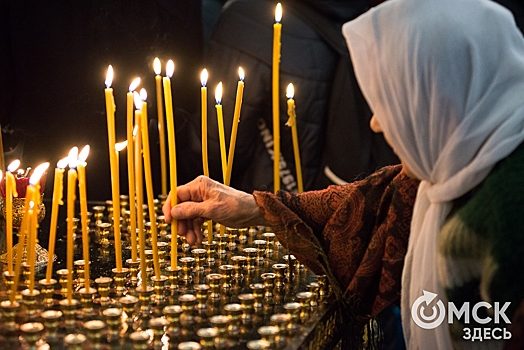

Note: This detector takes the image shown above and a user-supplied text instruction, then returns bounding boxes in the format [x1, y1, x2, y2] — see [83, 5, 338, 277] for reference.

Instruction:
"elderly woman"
[164, 0, 524, 347]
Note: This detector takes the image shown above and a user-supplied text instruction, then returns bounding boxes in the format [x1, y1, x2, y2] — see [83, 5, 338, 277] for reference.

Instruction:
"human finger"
[162, 193, 173, 222]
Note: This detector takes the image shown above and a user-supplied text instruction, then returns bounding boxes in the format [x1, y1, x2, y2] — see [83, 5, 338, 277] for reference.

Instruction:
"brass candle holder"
[151, 274, 168, 305]
[94, 276, 113, 307]
[119, 295, 139, 331]
[163, 304, 183, 342]
[20, 322, 45, 350]
[218, 264, 234, 295]
[270, 313, 291, 346]
[197, 327, 218, 350]
[262, 232, 276, 255]
[209, 315, 230, 349]
[224, 303, 242, 338]
[191, 248, 206, 271]
[238, 228, 248, 244]
[307, 282, 320, 309]
[74, 260, 86, 290]
[283, 302, 301, 335]
[149, 317, 169, 348]
[272, 263, 287, 291]
[21, 262, 31, 289]
[283, 254, 296, 281]
[216, 232, 228, 257]
[243, 248, 257, 270]
[102, 307, 123, 343]
[97, 222, 111, 246]
[180, 257, 195, 283]
[38, 278, 57, 308]
[260, 272, 276, 301]
[179, 294, 197, 341]
[59, 299, 80, 331]
[40, 309, 62, 344]
[231, 255, 247, 284]
[316, 274, 329, 301]
[194, 284, 210, 310]
[112, 267, 129, 297]
[83, 319, 106, 349]
[3, 271, 15, 299]
[165, 265, 181, 292]
[78, 287, 97, 318]
[296, 291, 313, 324]
[64, 334, 87, 350]
[57, 268, 69, 298]
[246, 339, 271, 350]
[136, 285, 154, 319]
[129, 330, 150, 350]
[91, 205, 106, 226]
[202, 241, 217, 268]
[206, 274, 222, 300]
[249, 283, 265, 313]
[254, 240, 267, 264]
[126, 258, 141, 289]
[21, 288, 41, 320]
[0, 300, 20, 334]
[226, 228, 238, 251]
[157, 241, 169, 266]
[237, 293, 255, 325]
[257, 325, 279, 348]
[178, 341, 203, 350]
[144, 250, 154, 273]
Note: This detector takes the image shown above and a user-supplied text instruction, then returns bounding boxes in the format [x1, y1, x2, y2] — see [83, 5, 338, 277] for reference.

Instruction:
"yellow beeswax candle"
[5, 159, 20, 275]
[286, 84, 303, 193]
[163, 60, 178, 269]
[77, 145, 91, 290]
[104, 65, 123, 271]
[10, 192, 31, 303]
[46, 157, 67, 282]
[138, 89, 161, 279]
[154, 58, 168, 196]
[127, 78, 140, 262]
[28, 162, 49, 293]
[201, 69, 209, 177]
[66, 147, 78, 302]
[272, 3, 283, 193]
[225, 68, 245, 186]
[215, 82, 227, 183]
[134, 97, 148, 285]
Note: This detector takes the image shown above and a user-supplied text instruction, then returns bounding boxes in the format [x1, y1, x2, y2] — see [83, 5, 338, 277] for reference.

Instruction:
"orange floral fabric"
[253, 165, 419, 321]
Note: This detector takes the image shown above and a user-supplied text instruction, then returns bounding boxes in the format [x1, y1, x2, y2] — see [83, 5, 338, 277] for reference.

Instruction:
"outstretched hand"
[162, 176, 269, 245]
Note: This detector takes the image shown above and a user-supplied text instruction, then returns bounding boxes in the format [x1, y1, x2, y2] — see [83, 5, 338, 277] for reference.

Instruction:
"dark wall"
[0, 0, 203, 201]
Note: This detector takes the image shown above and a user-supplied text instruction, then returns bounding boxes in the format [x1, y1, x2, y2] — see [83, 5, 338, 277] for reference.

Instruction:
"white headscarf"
[343, 0, 524, 348]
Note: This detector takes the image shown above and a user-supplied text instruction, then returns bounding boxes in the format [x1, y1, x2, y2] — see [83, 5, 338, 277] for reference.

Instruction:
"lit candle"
[66, 147, 78, 302]
[46, 157, 68, 282]
[133, 96, 148, 285]
[127, 78, 140, 262]
[10, 193, 31, 303]
[215, 82, 227, 183]
[5, 159, 20, 275]
[201, 69, 209, 177]
[273, 3, 283, 193]
[138, 89, 161, 279]
[104, 65, 123, 271]
[154, 58, 168, 196]
[286, 83, 303, 193]
[201, 69, 213, 243]
[27, 162, 49, 293]
[77, 145, 91, 290]
[163, 60, 178, 269]
[225, 67, 245, 186]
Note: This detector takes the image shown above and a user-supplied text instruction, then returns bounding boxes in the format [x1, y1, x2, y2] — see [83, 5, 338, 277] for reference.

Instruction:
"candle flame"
[275, 3, 282, 23]
[215, 82, 223, 104]
[201, 69, 208, 87]
[28, 201, 35, 210]
[153, 57, 161, 75]
[78, 145, 90, 162]
[133, 91, 142, 110]
[68, 147, 79, 169]
[140, 88, 147, 101]
[166, 60, 175, 78]
[129, 77, 141, 92]
[286, 83, 294, 99]
[29, 162, 50, 185]
[239, 67, 244, 81]
[57, 157, 69, 169]
[115, 141, 128, 152]
[17, 169, 25, 176]
[105, 65, 114, 88]
[7, 159, 20, 173]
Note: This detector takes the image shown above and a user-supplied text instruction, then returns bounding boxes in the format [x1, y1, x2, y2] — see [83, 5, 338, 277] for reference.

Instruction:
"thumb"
[171, 201, 208, 220]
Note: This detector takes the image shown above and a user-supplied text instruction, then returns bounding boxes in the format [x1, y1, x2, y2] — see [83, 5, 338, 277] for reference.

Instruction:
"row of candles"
[0, 2, 302, 305]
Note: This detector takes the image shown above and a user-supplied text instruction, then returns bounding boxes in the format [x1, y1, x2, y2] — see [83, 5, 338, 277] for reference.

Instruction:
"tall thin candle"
[127, 78, 140, 262]
[138, 89, 161, 279]
[286, 84, 303, 193]
[46, 158, 68, 282]
[201, 69, 213, 243]
[5, 159, 20, 275]
[77, 145, 91, 290]
[134, 96, 148, 285]
[215, 82, 227, 183]
[163, 60, 178, 269]
[154, 58, 168, 196]
[10, 193, 32, 303]
[225, 68, 245, 186]
[272, 3, 283, 193]
[66, 147, 78, 303]
[104, 65, 123, 271]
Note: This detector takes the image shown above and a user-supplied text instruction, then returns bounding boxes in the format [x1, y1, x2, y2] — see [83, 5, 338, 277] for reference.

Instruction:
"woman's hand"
[162, 176, 269, 245]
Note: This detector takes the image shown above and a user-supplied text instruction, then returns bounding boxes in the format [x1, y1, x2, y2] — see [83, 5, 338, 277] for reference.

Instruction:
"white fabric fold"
[342, 0, 524, 348]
